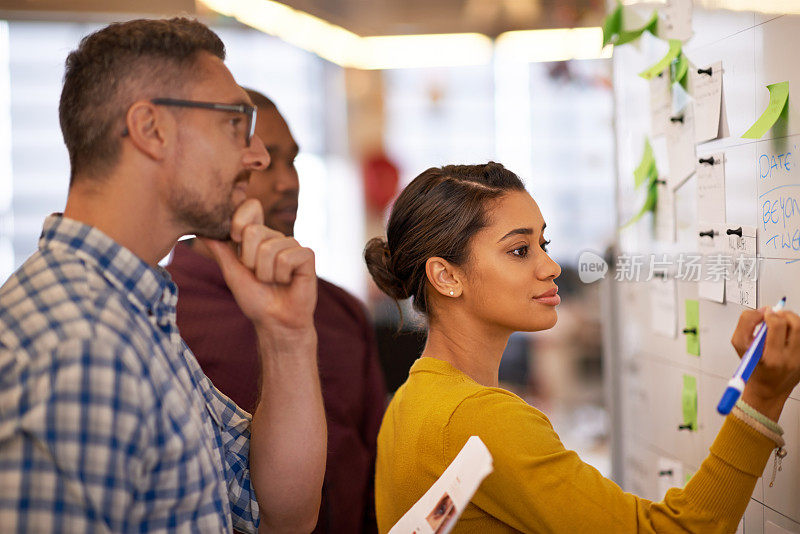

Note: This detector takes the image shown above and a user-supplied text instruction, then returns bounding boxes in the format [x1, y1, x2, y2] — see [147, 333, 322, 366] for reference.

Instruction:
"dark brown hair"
[364, 162, 525, 316]
[59, 17, 225, 184]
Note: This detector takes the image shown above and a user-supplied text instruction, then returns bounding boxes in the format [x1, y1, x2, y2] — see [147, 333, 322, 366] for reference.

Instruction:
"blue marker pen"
[717, 296, 787, 415]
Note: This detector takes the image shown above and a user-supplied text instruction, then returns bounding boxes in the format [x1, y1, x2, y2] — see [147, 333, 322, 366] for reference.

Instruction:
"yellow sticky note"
[639, 39, 682, 80]
[671, 53, 689, 87]
[633, 139, 656, 188]
[616, 11, 658, 46]
[742, 81, 789, 139]
[621, 178, 658, 228]
[682, 374, 698, 431]
[602, 2, 623, 47]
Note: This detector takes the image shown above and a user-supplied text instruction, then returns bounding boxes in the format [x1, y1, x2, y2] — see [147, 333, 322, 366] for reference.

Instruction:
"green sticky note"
[682, 374, 698, 431]
[742, 81, 790, 139]
[616, 10, 658, 46]
[639, 39, 682, 80]
[602, 2, 623, 47]
[684, 299, 700, 356]
[621, 178, 658, 228]
[633, 139, 655, 188]
[684, 470, 694, 486]
[671, 53, 689, 86]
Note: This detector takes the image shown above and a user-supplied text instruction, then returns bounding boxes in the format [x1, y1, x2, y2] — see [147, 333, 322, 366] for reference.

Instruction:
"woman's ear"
[124, 100, 170, 161]
[425, 257, 462, 298]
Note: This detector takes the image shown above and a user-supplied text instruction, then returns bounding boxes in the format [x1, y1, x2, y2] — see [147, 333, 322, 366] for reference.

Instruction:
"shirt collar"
[39, 214, 177, 318]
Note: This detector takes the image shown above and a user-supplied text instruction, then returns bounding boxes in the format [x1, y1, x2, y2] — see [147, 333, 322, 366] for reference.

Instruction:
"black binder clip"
[726, 227, 743, 237]
[698, 157, 715, 165]
[670, 115, 684, 123]
[698, 230, 715, 238]
[697, 67, 713, 76]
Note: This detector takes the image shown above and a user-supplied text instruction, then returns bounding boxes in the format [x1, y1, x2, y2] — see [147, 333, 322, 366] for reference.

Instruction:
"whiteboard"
[609, 6, 800, 528]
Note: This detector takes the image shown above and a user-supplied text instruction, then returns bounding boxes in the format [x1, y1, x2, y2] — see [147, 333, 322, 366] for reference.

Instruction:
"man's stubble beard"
[169, 165, 250, 241]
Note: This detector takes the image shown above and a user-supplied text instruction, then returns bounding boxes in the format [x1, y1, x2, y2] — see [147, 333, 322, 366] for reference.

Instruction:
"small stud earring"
[449, 290, 454, 296]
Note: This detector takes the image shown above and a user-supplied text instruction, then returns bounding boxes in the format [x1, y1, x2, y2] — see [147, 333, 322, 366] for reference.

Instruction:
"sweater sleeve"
[443, 389, 775, 533]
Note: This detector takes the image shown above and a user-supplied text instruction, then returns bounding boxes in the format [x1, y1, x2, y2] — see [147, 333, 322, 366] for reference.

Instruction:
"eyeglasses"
[122, 98, 258, 147]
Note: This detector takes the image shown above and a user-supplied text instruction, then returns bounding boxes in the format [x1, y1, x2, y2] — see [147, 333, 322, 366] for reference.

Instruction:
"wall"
[610, 8, 800, 532]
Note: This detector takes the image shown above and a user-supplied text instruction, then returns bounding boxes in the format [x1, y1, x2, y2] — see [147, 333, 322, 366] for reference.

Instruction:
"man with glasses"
[168, 89, 386, 533]
[0, 18, 326, 533]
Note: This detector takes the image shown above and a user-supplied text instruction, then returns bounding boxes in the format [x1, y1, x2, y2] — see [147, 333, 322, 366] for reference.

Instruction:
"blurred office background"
[0, 0, 615, 475]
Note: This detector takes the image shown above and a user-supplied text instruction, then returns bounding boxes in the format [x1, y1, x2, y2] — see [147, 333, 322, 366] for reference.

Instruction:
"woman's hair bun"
[364, 237, 410, 301]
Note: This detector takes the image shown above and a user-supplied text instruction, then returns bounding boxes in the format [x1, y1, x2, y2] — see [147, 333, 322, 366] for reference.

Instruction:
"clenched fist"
[200, 198, 318, 340]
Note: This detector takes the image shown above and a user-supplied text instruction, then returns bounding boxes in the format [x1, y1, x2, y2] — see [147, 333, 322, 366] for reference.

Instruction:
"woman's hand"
[732, 306, 800, 421]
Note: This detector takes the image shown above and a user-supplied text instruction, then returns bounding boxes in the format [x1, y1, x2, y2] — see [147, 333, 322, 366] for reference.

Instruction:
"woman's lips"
[533, 287, 560, 306]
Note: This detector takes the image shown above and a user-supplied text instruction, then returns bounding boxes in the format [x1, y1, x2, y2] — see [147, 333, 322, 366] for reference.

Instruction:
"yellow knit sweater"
[375, 357, 776, 533]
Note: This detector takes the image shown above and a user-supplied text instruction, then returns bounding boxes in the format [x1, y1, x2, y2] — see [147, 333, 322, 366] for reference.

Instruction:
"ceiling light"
[199, 0, 609, 68]
[199, 0, 492, 68]
[200, 0, 361, 66]
[357, 34, 494, 70]
[495, 27, 613, 62]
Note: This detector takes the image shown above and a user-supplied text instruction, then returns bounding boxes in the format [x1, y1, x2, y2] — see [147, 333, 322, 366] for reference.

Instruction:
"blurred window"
[383, 59, 615, 268]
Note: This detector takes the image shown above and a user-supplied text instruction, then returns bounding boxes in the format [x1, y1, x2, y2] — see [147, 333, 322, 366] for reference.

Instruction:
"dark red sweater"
[167, 241, 385, 534]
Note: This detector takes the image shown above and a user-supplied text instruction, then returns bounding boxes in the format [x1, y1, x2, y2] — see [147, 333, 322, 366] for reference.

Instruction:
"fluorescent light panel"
[496, 27, 613, 62]
[199, 0, 611, 68]
[359, 33, 494, 69]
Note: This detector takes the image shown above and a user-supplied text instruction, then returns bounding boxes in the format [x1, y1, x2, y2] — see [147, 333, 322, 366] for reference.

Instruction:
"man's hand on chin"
[200, 198, 318, 347]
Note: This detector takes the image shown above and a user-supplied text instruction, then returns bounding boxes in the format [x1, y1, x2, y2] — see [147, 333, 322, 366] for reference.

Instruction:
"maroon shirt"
[167, 242, 386, 534]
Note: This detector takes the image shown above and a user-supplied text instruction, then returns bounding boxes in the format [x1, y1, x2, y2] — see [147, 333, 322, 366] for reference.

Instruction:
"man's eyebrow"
[497, 222, 546, 243]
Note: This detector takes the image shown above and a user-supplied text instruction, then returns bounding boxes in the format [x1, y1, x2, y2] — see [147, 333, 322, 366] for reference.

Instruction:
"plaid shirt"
[0, 215, 260, 533]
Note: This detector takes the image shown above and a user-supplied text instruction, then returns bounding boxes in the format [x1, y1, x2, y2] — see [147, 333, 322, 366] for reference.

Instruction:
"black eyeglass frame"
[122, 98, 258, 146]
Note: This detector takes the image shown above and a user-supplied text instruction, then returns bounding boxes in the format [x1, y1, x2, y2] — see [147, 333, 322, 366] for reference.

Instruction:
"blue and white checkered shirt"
[0, 215, 260, 533]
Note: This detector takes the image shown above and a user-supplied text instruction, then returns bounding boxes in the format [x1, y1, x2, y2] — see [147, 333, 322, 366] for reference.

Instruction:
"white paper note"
[697, 221, 726, 303]
[666, 105, 697, 188]
[672, 81, 692, 115]
[656, 182, 676, 243]
[659, 0, 693, 42]
[725, 225, 757, 309]
[690, 61, 723, 143]
[650, 71, 671, 137]
[656, 457, 684, 500]
[696, 153, 726, 224]
[389, 436, 493, 534]
[650, 277, 677, 338]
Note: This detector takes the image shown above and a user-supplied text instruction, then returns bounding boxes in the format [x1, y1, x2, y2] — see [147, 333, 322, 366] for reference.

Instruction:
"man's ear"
[425, 257, 463, 298]
[124, 101, 169, 161]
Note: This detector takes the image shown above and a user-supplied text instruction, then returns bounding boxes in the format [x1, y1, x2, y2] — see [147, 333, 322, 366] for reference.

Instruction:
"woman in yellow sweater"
[364, 162, 800, 533]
